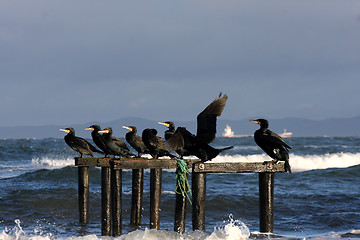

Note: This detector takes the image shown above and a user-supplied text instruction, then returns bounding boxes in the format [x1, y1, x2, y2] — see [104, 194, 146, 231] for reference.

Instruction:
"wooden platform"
[74, 157, 286, 236]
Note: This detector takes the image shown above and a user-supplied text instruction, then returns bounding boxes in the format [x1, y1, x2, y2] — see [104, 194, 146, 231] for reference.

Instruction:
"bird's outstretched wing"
[166, 127, 196, 151]
[196, 93, 228, 144]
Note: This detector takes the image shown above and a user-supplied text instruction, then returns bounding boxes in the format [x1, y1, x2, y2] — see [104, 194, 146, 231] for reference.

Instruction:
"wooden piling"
[131, 169, 144, 226]
[111, 167, 122, 236]
[150, 168, 162, 230]
[174, 190, 187, 233]
[78, 166, 89, 224]
[174, 167, 189, 234]
[259, 172, 274, 233]
[101, 167, 112, 236]
[192, 171, 206, 231]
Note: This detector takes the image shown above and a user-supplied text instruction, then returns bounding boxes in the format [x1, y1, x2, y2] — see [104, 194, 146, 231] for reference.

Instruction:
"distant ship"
[222, 125, 251, 138]
[279, 129, 293, 138]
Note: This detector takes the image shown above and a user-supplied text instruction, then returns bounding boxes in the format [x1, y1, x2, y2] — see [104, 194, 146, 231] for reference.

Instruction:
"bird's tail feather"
[219, 146, 234, 152]
[285, 160, 292, 173]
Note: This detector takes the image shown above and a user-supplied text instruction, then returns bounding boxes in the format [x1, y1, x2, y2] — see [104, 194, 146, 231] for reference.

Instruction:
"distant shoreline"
[1, 116, 360, 138]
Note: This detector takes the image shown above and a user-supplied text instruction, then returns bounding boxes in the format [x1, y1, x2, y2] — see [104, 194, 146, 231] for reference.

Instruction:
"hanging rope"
[175, 158, 192, 204]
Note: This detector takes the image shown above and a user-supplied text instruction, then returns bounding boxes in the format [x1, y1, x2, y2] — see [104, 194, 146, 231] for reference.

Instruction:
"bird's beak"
[249, 120, 260, 125]
[84, 127, 94, 131]
[59, 129, 70, 133]
[98, 129, 109, 134]
[122, 126, 133, 131]
[158, 122, 170, 127]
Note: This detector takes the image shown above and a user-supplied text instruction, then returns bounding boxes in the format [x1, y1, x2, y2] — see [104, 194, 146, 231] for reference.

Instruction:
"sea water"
[1, 137, 360, 239]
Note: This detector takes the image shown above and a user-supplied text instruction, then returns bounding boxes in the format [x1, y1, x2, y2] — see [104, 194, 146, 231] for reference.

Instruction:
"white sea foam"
[206, 214, 250, 240]
[0, 217, 251, 240]
[210, 153, 360, 172]
[31, 156, 74, 169]
[0, 157, 74, 179]
[211, 154, 268, 163]
[289, 152, 360, 172]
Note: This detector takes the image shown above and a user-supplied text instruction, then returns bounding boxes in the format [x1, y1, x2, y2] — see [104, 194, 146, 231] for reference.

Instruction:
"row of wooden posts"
[75, 157, 285, 236]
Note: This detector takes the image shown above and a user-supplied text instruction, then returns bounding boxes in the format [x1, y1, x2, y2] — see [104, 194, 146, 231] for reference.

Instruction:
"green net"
[175, 158, 192, 204]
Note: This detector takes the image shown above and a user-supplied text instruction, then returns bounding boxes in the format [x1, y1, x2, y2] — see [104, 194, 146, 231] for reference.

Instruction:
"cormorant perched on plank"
[98, 127, 135, 158]
[122, 125, 150, 157]
[165, 93, 233, 162]
[158, 121, 193, 158]
[84, 125, 111, 157]
[250, 119, 292, 173]
[142, 128, 175, 159]
[59, 127, 103, 158]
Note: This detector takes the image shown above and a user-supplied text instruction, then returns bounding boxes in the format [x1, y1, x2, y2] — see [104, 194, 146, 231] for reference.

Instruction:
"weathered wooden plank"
[75, 157, 111, 167]
[193, 161, 285, 173]
[75, 158, 284, 173]
[75, 157, 200, 169]
[112, 158, 200, 169]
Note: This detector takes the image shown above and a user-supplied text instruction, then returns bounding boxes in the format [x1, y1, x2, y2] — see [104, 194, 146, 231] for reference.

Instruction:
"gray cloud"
[1, 0, 360, 126]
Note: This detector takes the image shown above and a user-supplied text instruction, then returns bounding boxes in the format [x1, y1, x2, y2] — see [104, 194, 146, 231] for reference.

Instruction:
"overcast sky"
[1, 0, 360, 127]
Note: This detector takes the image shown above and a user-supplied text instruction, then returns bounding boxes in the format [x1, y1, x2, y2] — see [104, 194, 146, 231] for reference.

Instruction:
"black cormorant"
[84, 125, 111, 157]
[122, 126, 150, 157]
[158, 121, 193, 158]
[98, 127, 135, 158]
[250, 119, 292, 173]
[59, 127, 103, 157]
[158, 121, 176, 141]
[165, 93, 233, 161]
[142, 128, 175, 158]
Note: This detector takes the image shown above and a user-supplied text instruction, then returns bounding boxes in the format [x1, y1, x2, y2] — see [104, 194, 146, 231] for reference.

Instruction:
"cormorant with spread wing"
[59, 127, 103, 157]
[165, 93, 233, 161]
[142, 128, 175, 158]
[84, 125, 111, 157]
[250, 119, 292, 173]
[98, 127, 135, 158]
[122, 126, 150, 157]
[158, 121, 192, 158]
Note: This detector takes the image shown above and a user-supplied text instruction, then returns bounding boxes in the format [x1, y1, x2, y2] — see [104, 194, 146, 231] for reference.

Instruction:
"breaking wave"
[0, 216, 250, 240]
[31, 156, 74, 169]
[211, 153, 360, 172]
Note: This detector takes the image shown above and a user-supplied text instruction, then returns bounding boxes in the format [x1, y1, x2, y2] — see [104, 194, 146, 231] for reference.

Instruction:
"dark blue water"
[1, 137, 360, 239]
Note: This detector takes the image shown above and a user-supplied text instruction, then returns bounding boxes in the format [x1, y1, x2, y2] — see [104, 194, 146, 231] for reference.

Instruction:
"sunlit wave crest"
[211, 153, 360, 172]
[31, 156, 74, 168]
